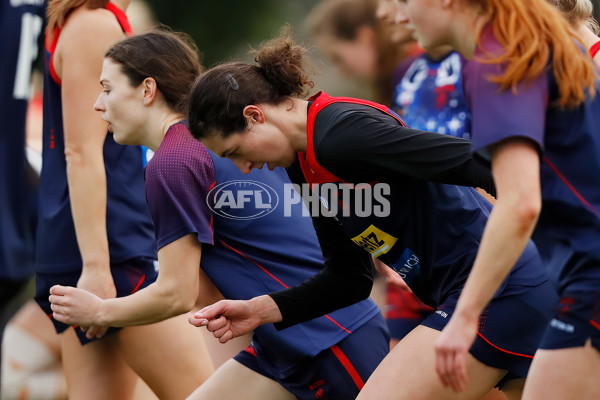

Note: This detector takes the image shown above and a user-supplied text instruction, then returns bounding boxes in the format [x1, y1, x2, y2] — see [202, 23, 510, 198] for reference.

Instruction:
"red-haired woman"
[395, 1, 600, 399]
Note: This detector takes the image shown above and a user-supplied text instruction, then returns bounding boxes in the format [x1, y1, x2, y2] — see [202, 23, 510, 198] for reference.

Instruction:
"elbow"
[170, 288, 199, 315]
[514, 186, 541, 225]
[159, 282, 199, 316]
[64, 146, 84, 166]
[64, 144, 103, 167]
[170, 299, 196, 315]
[500, 192, 541, 236]
[518, 197, 541, 222]
[515, 198, 541, 233]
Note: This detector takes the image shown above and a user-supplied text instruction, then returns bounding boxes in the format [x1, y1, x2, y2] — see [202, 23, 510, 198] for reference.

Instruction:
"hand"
[188, 299, 261, 343]
[434, 313, 479, 392]
[49, 285, 108, 338]
[75, 267, 116, 338]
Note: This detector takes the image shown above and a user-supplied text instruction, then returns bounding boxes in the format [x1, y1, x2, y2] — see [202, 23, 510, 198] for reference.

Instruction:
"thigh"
[117, 313, 214, 400]
[188, 359, 294, 400]
[424, 282, 556, 382]
[523, 341, 600, 400]
[278, 312, 390, 400]
[37, 259, 159, 344]
[358, 325, 506, 400]
[60, 327, 137, 400]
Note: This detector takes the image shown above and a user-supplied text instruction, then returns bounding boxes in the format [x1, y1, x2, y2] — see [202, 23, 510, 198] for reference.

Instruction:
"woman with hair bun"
[188, 27, 558, 400]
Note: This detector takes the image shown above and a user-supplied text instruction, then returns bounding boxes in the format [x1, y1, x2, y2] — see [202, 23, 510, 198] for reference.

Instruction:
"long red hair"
[473, 0, 597, 108]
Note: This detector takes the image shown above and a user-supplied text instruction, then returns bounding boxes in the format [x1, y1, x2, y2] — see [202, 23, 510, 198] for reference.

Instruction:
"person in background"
[0, 2, 45, 390]
[548, 0, 600, 64]
[306, 0, 418, 105]
[308, 0, 433, 349]
[380, 0, 496, 207]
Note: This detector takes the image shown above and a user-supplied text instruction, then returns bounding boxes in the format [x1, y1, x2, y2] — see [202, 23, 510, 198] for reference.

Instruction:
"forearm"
[97, 281, 196, 327]
[453, 200, 538, 321]
[66, 151, 110, 270]
[453, 139, 542, 322]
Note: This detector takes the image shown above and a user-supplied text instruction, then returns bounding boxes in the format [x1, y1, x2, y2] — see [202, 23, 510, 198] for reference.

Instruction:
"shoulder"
[315, 101, 396, 135]
[313, 102, 397, 161]
[57, 7, 122, 54]
[146, 124, 216, 187]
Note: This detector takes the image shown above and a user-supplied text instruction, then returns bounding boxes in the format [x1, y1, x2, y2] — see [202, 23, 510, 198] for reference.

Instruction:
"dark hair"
[188, 26, 314, 140]
[105, 29, 203, 114]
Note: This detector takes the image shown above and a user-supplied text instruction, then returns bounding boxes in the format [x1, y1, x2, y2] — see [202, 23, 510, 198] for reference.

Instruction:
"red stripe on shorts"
[330, 344, 364, 389]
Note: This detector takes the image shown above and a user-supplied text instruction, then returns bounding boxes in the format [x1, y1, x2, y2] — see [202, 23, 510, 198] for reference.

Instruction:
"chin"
[112, 132, 135, 146]
[281, 153, 297, 168]
[111, 132, 126, 145]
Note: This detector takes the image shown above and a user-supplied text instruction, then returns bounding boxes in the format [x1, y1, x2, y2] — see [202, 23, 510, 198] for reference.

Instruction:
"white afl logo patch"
[207, 180, 279, 220]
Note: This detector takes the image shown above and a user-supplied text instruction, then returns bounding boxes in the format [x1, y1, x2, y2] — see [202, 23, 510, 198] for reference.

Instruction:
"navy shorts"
[385, 283, 434, 340]
[539, 290, 600, 351]
[35, 258, 158, 345]
[422, 280, 557, 385]
[234, 313, 390, 400]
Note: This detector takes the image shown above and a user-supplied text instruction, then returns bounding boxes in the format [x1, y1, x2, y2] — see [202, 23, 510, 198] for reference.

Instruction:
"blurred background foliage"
[137, 0, 600, 98]
[134, 0, 369, 98]
[142, 0, 320, 66]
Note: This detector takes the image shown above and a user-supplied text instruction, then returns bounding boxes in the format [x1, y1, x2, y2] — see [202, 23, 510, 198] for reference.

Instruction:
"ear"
[141, 77, 158, 106]
[242, 105, 265, 125]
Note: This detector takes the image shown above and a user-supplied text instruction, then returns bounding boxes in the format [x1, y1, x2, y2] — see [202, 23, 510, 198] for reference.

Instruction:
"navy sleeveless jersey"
[300, 92, 547, 307]
[465, 26, 600, 292]
[393, 51, 472, 139]
[145, 122, 381, 378]
[0, 0, 45, 279]
[37, 3, 156, 273]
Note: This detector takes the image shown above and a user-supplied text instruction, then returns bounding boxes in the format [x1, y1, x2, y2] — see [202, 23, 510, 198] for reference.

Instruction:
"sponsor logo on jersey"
[388, 247, 421, 284]
[350, 225, 398, 257]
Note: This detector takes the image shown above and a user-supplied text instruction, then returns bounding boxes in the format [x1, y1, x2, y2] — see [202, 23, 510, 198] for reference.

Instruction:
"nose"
[93, 92, 105, 112]
[232, 158, 253, 175]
